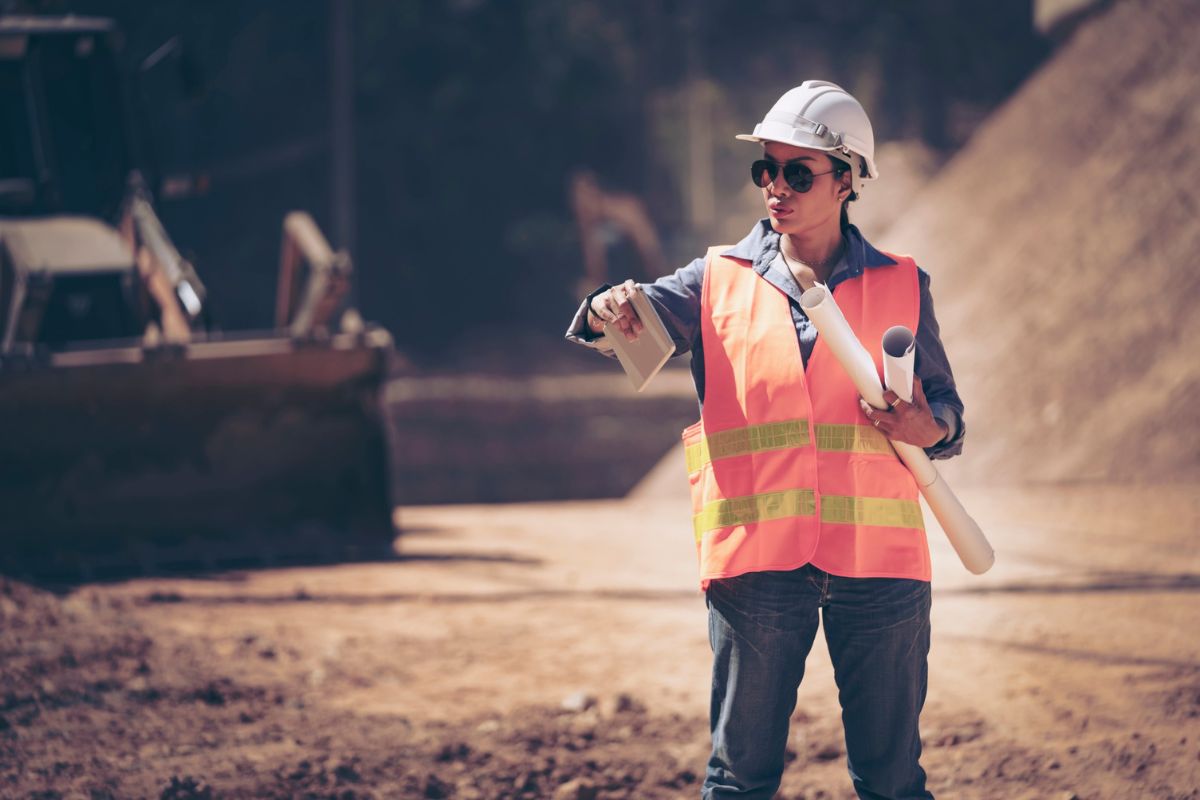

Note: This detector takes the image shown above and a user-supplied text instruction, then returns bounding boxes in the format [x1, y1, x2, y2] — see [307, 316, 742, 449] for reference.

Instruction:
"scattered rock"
[812, 742, 843, 761]
[925, 718, 986, 748]
[333, 760, 362, 784]
[435, 742, 472, 762]
[193, 682, 226, 706]
[423, 773, 452, 799]
[159, 775, 213, 800]
[561, 690, 596, 713]
[553, 777, 598, 800]
[665, 768, 698, 788]
[599, 692, 644, 717]
[513, 770, 538, 792]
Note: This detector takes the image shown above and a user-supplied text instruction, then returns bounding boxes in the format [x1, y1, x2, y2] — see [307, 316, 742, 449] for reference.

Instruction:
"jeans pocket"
[828, 576, 931, 636]
[708, 570, 814, 634]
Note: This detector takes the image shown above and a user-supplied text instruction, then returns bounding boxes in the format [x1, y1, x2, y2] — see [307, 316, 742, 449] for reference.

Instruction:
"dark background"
[12, 0, 1047, 361]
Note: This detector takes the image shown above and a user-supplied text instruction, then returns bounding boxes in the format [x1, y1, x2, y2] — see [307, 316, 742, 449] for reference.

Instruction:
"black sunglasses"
[750, 160, 837, 193]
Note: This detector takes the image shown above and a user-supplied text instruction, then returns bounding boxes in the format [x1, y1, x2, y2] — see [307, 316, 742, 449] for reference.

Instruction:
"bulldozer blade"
[0, 331, 396, 580]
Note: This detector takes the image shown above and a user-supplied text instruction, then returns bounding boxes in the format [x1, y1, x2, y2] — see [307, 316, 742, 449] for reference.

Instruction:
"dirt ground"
[2, 481, 1198, 799]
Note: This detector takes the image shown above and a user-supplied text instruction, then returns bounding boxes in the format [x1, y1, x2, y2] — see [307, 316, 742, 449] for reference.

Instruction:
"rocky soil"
[3, 484, 1198, 799]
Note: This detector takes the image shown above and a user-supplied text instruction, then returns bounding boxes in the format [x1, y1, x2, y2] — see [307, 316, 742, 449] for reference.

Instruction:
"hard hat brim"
[735, 125, 879, 181]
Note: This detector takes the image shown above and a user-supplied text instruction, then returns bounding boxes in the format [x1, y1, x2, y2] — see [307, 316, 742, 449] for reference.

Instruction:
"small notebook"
[604, 285, 676, 392]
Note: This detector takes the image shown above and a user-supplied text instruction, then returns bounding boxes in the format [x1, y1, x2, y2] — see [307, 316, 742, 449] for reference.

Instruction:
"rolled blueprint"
[882, 326, 916, 403]
[800, 285, 995, 575]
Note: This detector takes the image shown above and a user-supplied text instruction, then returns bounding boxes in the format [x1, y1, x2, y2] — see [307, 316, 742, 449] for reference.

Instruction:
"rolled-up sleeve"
[914, 269, 965, 460]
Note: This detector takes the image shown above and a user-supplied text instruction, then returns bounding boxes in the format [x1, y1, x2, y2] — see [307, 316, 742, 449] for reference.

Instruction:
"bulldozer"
[0, 15, 398, 580]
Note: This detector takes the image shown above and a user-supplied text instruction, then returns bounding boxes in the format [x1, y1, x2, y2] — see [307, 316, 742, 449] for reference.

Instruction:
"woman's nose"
[769, 170, 791, 195]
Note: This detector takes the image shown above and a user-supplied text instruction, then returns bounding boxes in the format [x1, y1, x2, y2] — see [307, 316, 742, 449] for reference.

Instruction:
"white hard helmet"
[736, 80, 878, 195]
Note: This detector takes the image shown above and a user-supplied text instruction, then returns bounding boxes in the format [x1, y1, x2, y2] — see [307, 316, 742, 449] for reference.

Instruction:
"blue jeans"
[703, 564, 934, 800]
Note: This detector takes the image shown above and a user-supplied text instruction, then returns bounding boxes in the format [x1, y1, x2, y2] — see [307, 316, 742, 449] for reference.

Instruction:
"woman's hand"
[588, 278, 645, 341]
[859, 375, 949, 448]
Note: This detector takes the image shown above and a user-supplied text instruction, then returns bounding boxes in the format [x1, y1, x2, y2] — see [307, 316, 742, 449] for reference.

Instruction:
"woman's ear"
[838, 174, 853, 201]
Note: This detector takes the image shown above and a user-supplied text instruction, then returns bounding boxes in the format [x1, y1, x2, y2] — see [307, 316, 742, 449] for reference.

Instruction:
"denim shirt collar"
[719, 219, 895, 299]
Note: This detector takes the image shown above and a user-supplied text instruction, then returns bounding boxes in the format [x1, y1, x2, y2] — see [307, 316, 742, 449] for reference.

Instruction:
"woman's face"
[757, 142, 849, 236]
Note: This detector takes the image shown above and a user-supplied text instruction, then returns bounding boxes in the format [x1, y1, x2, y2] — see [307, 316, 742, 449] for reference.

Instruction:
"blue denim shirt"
[566, 220, 965, 459]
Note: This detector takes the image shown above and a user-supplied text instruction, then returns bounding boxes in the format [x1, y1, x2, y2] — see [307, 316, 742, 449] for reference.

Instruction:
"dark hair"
[828, 155, 856, 231]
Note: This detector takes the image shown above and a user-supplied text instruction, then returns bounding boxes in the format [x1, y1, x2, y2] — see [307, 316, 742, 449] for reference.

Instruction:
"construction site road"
[3, 482, 1198, 799]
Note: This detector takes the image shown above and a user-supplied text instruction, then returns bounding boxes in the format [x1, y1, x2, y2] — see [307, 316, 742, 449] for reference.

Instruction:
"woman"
[566, 80, 963, 800]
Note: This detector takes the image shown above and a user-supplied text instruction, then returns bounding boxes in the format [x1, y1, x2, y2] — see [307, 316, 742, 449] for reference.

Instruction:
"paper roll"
[800, 285, 995, 574]
[882, 326, 915, 403]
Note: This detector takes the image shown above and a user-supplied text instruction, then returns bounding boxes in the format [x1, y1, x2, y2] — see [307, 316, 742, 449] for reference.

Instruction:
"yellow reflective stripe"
[685, 420, 810, 474]
[686, 421, 894, 473]
[813, 423, 893, 454]
[693, 488, 816, 541]
[820, 495, 924, 528]
[693, 491, 923, 540]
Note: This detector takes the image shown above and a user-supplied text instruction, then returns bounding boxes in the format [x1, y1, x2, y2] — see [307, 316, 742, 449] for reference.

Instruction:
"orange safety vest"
[682, 246, 929, 588]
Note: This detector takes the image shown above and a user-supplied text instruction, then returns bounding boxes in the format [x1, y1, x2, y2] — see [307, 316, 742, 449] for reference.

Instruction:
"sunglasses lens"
[750, 160, 775, 188]
[751, 160, 817, 192]
[784, 163, 814, 192]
